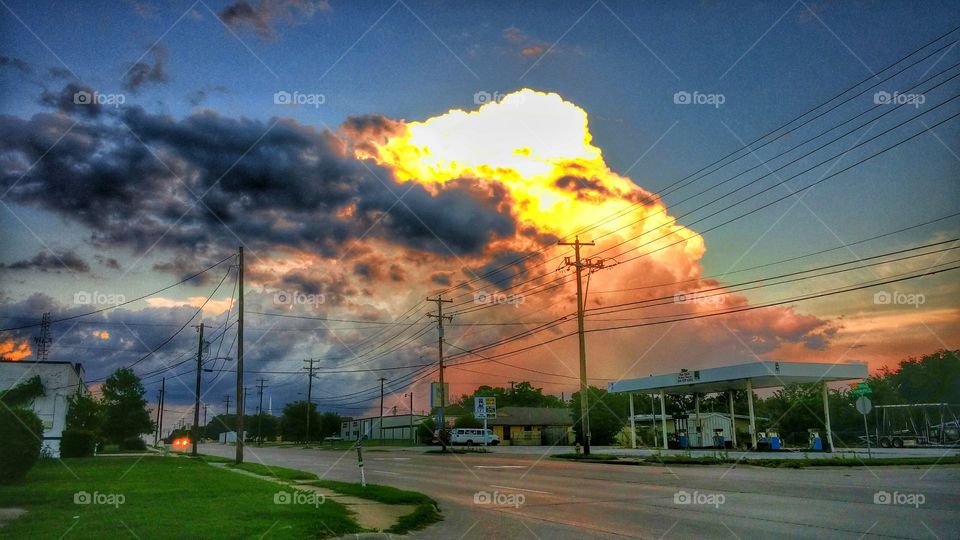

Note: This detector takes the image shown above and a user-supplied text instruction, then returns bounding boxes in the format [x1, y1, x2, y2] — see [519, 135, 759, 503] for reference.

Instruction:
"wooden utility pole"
[235, 247, 245, 464]
[426, 296, 452, 445]
[559, 237, 603, 455]
[256, 378, 268, 445]
[378, 377, 387, 441]
[223, 394, 231, 415]
[192, 322, 205, 456]
[407, 391, 414, 443]
[155, 378, 165, 446]
[304, 358, 316, 444]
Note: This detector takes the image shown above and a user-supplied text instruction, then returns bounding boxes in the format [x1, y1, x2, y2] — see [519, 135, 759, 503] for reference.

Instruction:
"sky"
[0, 0, 958, 430]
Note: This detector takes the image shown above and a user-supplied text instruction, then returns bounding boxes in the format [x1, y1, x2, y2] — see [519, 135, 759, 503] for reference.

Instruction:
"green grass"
[228, 462, 319, 481]
[310, 480, 441, 534]
[0, 457, 360, 539]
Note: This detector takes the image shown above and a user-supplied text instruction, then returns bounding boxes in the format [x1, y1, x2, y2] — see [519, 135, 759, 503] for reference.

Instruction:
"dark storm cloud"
[0, 56, 32, 75]
[466, 249, 533, 289]
[95, 255, 122, 270]
[122, 47, 169, 92]
[0, 104, 517, 262]
[219, 0, 330, 39]
[39, 82, 102, 117]
[0, 250, 90, 273]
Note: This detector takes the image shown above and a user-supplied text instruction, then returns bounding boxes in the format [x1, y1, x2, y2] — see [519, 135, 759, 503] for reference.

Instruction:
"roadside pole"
[856, 395, 873, 459]
[355, 435, 366, 487]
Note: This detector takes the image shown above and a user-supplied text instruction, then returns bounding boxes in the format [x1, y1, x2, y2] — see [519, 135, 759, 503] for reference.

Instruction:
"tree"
[100, 368, 153, 444]
[318, 412, 342, 438]
[66, 391, 103, 433]
[455, 381, 565, 409]
[280, 401, 319, 442]
[570, 386, 629, 446]
[889, 349, 960, 404]
[454, 415, 482, 428]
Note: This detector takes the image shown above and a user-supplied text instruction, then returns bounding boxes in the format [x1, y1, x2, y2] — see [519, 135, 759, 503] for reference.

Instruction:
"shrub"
[61, 429, 97, 458]
[121, 436, 146, 451]
[0, 407, 44, 484]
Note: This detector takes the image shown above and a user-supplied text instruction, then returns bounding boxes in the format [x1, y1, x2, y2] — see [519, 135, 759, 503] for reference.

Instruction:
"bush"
[61, 429, 97, 458]
[121, 436, 147, 451]
[0, 407, 44, 484]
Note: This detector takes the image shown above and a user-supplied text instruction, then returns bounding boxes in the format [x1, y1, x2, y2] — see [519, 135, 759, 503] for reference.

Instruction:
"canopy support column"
[746, 379, 757, 450]
[822, 382, 834, 452]
[629, 393, 636, 449]
[659, 389, 668, 450]
[728, 390, 737, 448]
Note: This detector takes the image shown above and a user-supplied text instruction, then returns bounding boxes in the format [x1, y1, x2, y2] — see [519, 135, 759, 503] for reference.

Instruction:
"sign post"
[855, 395, 873, 459]
[475, 397, 496, 446]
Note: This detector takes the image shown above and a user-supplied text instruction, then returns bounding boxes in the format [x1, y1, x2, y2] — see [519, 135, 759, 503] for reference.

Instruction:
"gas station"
[608, 360, 868, 451]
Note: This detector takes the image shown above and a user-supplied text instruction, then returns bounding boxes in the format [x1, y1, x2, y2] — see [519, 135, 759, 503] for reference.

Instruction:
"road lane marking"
[371, 470, 403, 476]
[475, 465, 527, 469]
[490, 484, 552, 494]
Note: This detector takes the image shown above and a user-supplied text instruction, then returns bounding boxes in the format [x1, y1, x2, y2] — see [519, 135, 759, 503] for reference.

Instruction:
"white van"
[449, 428, 499, 446]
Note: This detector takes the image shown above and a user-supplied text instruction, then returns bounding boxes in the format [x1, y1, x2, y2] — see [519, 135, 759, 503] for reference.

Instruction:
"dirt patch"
[0, 507, 27, 528]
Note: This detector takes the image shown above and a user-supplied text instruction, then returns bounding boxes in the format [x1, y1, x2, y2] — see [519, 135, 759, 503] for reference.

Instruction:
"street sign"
[850, 382, 872, 397]
[474, 397, 497, 419]
[430, 382, 448, 408]
[856, 396, 873, 415]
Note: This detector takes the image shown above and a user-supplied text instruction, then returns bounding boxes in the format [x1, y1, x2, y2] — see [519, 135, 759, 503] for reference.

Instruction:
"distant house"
[487, 406, 574, 446]
[340, 413, 428, 441]
[0, 360, 86, 457]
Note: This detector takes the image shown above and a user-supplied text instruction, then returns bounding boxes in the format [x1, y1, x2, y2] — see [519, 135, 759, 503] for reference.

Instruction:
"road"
[199, 443, 960, 539]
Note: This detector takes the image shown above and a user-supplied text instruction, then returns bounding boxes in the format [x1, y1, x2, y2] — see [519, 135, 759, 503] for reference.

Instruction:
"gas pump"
[768, 429, 781, 450]
[808, 428, 823, 451]
[672, 414, 689, 449]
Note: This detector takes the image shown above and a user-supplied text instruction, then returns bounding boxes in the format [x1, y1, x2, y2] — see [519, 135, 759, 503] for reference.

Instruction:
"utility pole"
[379, 377, 387, 441]
[192, 322, 205, 456]
[155, 378, 165, 446]
[304, 358, 316, 444]
[223, 394, 231, 415]
[508, 380, 516, 393]
[426, 296, 452, 446]
[407, 392, 414, 443]
[203, 404, 208, 426]
[559, 236, 604, 456]
[256, 378, 267, 445]
[236, 246, 245, 464]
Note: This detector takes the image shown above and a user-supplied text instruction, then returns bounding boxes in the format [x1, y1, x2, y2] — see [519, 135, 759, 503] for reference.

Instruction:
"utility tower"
[34, 312, 52, 362]
[303, 358, 317, 444]
[426, 296, 452, 442]
[559, 236, 604, 455]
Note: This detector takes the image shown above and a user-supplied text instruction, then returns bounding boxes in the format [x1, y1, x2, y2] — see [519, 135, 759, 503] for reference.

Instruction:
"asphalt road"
[198, 443, 960, 539]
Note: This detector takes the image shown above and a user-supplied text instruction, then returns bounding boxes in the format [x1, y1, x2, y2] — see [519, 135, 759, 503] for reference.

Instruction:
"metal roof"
[608, 360, 867, 395]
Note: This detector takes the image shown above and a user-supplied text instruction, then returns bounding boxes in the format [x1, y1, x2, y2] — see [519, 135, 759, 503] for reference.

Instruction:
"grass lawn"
[228, 462, 319, 481]
[0, 457, 361, 539]
[310, 480, 441, 534]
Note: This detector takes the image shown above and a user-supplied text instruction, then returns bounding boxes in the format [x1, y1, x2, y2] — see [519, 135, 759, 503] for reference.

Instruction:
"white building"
[0, 360, 86, 457]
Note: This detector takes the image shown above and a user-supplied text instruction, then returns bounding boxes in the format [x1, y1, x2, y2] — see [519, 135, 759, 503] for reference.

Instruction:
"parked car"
[449, 428, 499, 446]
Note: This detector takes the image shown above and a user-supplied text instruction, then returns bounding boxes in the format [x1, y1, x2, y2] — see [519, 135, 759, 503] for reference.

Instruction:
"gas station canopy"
[608, 360, 868, 395]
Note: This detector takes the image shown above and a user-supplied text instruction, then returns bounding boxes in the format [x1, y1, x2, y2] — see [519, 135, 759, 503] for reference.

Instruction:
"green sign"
[851, 382, 872, 396]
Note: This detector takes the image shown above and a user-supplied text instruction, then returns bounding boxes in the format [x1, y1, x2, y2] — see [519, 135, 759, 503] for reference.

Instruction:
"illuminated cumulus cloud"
[0, 338, 32, 361]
